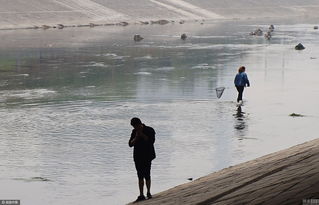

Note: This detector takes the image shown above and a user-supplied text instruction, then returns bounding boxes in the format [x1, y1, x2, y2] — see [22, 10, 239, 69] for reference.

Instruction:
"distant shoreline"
[0, 14, 317, 32]
[1, 0, 319, 31]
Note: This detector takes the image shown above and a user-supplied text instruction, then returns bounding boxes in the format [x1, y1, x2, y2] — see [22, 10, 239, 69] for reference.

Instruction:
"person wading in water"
[234, 66, 250, 104]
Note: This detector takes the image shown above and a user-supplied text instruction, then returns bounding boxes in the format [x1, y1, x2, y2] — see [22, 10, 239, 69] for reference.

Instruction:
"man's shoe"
[134, 195, 146, 202]
[147, 193, 152, 199]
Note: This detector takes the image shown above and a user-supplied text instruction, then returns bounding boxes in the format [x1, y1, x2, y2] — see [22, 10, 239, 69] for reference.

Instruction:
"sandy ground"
[129, 138, 319, 204]
[1, 0, 319, 29]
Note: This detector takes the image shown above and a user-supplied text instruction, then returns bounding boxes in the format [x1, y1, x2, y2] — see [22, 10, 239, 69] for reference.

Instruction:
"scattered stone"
[151, 20, 170, 25]
[118, 22, 129, 26]
[314, 26, 318, 30]
[250, 28, 263, 36]
[140, 21, 149, 25]
[179, 20, 185, 24]
[13, 177, 51, 182]
[161, 20, 169, 25]
[295, 43, 305, 50]
[269, 24, 275, 31]
[181, 33, 187, 40]
[77, 24, 90, 27]
[134, 34, 144, 42]
[41, 25, 50, 30]
[57, 24, 64, 29]
[31, 177, 51, 181]
[289, 113, 304, 117]
[264, 31, 272, 40]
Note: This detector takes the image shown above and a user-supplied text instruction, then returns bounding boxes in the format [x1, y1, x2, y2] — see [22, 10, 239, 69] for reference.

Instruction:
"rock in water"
[181, 33, 187, 40]
[134, 34, 144, 42]
[250, 28, 263, 36]
[269, 24, 275, 31]
[295, 43, 305, 50]
[314, 26, 319, 30]
[264, 31, 272, 40]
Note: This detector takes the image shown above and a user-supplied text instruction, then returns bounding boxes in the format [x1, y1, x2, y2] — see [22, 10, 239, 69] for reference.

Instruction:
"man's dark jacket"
[129, 124, 156, 162]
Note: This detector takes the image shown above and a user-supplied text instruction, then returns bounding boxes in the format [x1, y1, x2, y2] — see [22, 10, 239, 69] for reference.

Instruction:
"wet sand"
[130, 138, 319, 204]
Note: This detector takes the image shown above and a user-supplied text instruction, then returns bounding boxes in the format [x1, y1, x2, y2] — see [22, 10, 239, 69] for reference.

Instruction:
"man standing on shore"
[129, 117, 156, 202]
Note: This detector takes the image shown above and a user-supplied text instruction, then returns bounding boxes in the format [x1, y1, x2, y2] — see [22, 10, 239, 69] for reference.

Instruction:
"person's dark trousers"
[236, 86, 244, 102]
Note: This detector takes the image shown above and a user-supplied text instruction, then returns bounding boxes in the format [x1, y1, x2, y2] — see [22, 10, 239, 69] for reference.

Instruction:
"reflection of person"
[129, 117, 156, 202]
[234, 66, 250, 103]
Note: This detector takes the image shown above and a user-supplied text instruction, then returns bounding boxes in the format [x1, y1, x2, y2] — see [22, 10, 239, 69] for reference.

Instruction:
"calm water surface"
[0, 19, 319, 205]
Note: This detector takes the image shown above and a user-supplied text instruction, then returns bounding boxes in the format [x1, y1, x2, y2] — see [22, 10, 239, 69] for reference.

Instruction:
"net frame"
[215, 87, 225, 99]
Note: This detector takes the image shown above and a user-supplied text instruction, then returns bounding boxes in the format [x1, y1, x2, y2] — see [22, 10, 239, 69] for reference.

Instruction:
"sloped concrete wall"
[0, 0, 319, 29]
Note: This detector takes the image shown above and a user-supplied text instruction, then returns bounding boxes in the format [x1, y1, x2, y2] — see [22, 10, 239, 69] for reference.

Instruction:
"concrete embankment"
[1, 0, 319, 30]
[130, 138, 319, 205]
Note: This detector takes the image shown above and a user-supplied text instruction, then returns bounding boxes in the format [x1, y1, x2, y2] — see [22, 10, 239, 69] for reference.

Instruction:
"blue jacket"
[234, 72, 250, 87]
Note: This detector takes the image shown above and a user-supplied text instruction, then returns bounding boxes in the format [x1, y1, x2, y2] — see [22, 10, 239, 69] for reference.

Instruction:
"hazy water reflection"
[0, 19, 319, 205]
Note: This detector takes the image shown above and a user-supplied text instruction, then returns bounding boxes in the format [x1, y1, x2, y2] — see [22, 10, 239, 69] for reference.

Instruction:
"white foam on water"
[155, 66, 175, 71]
[110, 56, 130, 60]
[95, 53, 118, 57]
[134, 72, 152, 75]
[1, 89, 56, 100]
[189, 44, 265, 50]
[14, 74, 30, 77]
[86, 62, 109, 67]
[134, 55, 154, 60]
[191, 64, 216, 70]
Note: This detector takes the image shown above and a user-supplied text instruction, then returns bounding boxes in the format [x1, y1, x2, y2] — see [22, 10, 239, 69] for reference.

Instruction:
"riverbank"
[130, 138, 319, 204]
[1, 0, 319, 30]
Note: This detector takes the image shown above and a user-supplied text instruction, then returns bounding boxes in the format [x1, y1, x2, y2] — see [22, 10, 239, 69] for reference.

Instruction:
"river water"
[0, 19, 319, 205]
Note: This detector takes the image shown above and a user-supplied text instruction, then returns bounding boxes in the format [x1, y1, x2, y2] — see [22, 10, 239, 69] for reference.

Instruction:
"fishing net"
[215, 87, 225, 99]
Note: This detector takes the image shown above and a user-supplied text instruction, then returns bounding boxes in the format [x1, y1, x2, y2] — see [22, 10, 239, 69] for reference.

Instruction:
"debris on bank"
[289, 113, 305, 117]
